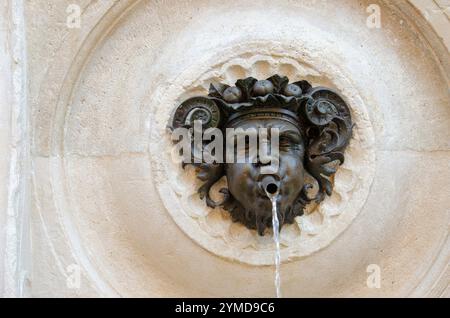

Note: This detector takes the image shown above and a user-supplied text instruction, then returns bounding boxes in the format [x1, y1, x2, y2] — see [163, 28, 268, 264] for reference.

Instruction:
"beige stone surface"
[1, 0, 449, 297]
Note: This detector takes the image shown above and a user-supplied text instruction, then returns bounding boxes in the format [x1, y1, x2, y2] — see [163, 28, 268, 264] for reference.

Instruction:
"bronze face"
[169, 75, 353, 236]
[225, 118, 305, 235]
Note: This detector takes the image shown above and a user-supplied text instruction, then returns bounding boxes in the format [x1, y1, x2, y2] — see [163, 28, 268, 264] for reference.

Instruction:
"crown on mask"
[169, 74, 352, 134]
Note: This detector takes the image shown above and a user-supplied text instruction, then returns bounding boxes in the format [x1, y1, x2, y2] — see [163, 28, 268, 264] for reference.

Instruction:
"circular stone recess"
[150, 52, 376, 265]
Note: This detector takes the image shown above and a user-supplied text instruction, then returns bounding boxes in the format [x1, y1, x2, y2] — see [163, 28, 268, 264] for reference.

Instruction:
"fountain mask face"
[225, 118, 305, 235]
[169, 75, 353, 236]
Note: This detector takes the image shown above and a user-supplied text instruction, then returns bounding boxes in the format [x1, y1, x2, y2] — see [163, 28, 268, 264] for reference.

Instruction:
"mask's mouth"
[260, 175, 280, 198]
[266, 183, 279, 195]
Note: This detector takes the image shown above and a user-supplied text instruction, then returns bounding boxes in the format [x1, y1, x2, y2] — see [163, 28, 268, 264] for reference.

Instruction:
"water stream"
[270, 195, 282, 298]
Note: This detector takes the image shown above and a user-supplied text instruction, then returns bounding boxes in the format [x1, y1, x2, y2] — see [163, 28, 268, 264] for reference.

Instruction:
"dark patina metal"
[169, 75, 353, 236]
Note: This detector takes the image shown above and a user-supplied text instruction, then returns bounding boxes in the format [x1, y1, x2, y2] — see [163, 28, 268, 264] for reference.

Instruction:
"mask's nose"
[251, 152, 271, 166]
[252, 153, 280, 176]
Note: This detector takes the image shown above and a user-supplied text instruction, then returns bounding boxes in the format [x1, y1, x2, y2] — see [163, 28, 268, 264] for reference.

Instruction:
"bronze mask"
[169, 75, 353, 236]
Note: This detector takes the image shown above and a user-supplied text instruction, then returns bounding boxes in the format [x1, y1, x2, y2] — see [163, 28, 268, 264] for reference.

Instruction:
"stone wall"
[1, 0, 449, 297]
[0, 0, 30, 297]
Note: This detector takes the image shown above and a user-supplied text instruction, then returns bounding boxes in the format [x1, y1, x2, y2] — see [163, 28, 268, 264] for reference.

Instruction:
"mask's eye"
[279, 133, 301, 151]
[279, 136, 292, 148]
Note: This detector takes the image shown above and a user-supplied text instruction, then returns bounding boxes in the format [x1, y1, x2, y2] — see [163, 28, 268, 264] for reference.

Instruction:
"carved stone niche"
[169, 75, 353, 236]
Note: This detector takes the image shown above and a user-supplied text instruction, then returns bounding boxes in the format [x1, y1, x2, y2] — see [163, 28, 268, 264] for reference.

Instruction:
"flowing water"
[270, 196, 282, 298]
